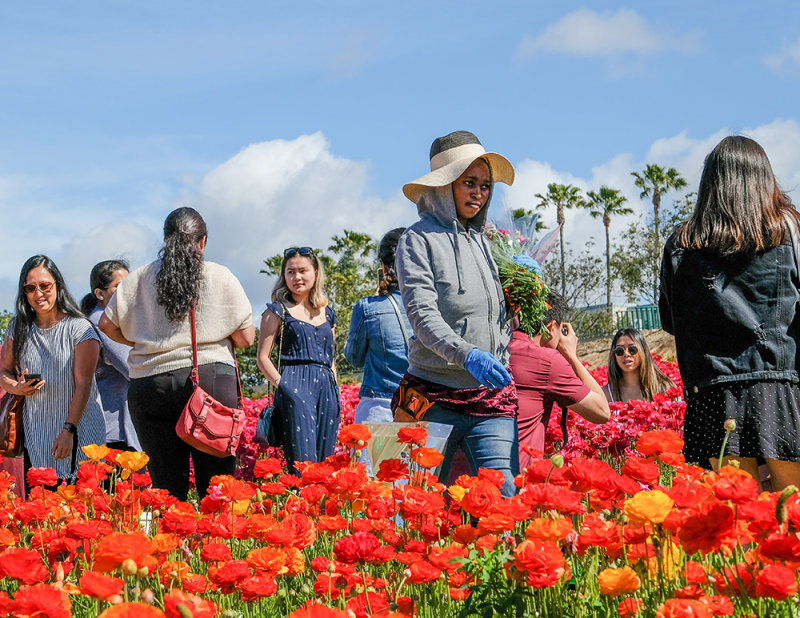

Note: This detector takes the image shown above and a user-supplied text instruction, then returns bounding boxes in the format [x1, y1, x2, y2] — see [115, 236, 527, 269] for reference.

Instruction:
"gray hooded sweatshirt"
[396, 184, 511, 389]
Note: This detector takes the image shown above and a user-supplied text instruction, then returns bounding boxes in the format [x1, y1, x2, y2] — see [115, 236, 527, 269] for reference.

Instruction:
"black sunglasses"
[284, 247, 315, 259]
[614, 345, 639, 357]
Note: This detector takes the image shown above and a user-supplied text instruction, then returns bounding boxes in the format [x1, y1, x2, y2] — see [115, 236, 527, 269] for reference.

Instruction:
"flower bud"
[137, 566, 149, 578]
[776, 485, 799, 524]
[141, 589, 154, 604]
[177, 604, 194, 618]
[121, 559, 138, 576]
[723, 419, 736, 432]
[550, 454, 565, 469]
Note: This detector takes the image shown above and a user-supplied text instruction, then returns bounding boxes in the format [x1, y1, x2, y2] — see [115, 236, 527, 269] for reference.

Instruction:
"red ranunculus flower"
[93, 531, 156, 573]
[376, 458, 408, 482]
[333, 531, 381, 564]
[12, 583, 71, 618]
[755, 564, 798, 601]
[289, 601, 350, 617]
[655, 599, 711, 618]
[0, 547, 49, 584]
[80, 571, 124, 602]
[617, 598, 644, 617]
[460, 481, 502, 518]
[98, 602, 166, 617]
[411, 447, 444, 470]
[636, 430, 685, 457]
[239, 574, 278, 602]
[397, 426, 428, 446]
[514, 539, 568, 587]
[338, 423, 371, 447]
[27, 467, 58, 487]
[407, 559, 442, 584]
[163, 589, 216, 618]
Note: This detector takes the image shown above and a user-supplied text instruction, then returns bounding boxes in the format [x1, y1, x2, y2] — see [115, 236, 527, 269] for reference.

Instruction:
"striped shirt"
[7, 316, 106, 479]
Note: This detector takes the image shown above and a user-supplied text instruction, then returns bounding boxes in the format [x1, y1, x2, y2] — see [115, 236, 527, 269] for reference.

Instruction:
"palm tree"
[631, 165, 687, 301]
[585, 186, 633, 308]
[535, 183, 585, 296]
[631, 164, 688, 246]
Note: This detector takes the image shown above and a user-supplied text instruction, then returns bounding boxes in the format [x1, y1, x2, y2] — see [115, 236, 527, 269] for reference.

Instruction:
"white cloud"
[516, 9, 700, 60]
[181, 132, 411, 318]
[764, 38, 800, 72]
[499, 119, 800, 277]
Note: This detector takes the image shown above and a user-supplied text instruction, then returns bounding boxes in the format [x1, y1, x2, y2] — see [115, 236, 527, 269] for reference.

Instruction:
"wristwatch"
[62, 422, 78, 434]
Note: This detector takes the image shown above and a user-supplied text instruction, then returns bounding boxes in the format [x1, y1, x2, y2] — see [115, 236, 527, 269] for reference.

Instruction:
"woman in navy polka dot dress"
[256, 247, 340, 473]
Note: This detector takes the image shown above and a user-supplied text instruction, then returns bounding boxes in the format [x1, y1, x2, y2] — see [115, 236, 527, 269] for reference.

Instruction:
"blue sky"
[2, 2, 799, 314]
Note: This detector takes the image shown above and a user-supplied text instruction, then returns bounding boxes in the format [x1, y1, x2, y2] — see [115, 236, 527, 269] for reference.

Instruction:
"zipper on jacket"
[465, 233, 496, 353]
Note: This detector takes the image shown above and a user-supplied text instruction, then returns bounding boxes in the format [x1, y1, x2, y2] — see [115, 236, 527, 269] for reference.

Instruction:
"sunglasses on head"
[23, 282, 54, 295]
[284, 247, 315, 259]
[614, 345, 639, 357]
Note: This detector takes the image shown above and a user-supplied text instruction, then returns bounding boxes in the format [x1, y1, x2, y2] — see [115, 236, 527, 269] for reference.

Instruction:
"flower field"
[0, 358, 800, 617]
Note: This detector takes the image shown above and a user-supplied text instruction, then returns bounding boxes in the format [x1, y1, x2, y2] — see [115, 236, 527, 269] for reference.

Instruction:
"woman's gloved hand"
[512, 254, 542, 276]
[465, 349, 512, 389]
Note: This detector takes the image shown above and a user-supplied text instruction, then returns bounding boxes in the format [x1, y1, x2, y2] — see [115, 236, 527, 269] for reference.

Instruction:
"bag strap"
[189, 305, 244, 405]
[385, 293, 409, 347]
[270, 304, 286, 395]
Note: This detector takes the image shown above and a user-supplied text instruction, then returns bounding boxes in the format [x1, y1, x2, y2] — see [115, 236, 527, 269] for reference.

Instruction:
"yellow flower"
[82, 444, 110, 462]
[116, 451, 150, 479]
[448, 485, 466, 503]
[624, 490, 674, 525]
[598, 566, 640, 597]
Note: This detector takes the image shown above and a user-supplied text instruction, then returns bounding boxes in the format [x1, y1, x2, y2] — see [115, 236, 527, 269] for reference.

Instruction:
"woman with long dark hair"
[0, 256, 106, 483]
[81, 260, 140, 451]
[256, 246, 340, 474]
[603, 328, 675, 404]
[345, 228, 411, 473]
[660, 135, 800, 490]
[100, 207, 254, 500]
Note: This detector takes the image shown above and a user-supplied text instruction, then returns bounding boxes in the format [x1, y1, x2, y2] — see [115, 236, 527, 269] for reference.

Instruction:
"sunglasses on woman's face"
[23, 282, 55, 295]
[614, 345, 639, 357]
[284, 247, 314, 258]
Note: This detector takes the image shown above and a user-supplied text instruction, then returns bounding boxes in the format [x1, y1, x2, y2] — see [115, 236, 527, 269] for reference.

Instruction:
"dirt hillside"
[577, 329, 677, 370]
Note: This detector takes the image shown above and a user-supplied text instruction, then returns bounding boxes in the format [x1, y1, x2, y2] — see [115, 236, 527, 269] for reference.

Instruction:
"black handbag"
[255, 306, 284, 447]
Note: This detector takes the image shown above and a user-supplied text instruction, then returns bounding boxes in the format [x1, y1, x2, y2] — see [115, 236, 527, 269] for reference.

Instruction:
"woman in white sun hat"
[393, 130, 523, 497]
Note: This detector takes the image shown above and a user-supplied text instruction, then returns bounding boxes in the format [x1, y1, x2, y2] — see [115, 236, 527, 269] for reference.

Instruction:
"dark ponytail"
[81, 259, 130, 316]
[377, 227, 405, 297]
[156, 207, 208, 322]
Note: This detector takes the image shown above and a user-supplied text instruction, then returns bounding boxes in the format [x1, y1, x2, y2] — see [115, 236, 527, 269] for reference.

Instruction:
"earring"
[98, 295, 104, 301]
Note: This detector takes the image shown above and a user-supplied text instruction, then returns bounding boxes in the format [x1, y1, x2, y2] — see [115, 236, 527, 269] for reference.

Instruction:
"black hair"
[12, 255, 83, 373]
[377, 228, 406, 296]
[532, 291, 570, 333]
[80, 259, 130, 316]
[156, 207, 207, 322]
[674, 135, 798, 258]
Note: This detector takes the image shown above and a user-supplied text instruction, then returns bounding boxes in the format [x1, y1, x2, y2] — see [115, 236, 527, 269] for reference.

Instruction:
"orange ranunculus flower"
[411, 447, 444, 470]
[246, 546, 288, 575]
[598, 566, 640, 597]
[525, 517, 574, 543]
[159, 560, 191, 586]
[476, 513, 516, 536]
[98, 602, 166, 617]
[338, 423, 371, 447]
[80, 571, 124, 602]
[115, 452, 150, 479]
[636, 430, 685, 457]
[81, 444, 110, 462]
[151, 532, 180, 555]
[624, 490, 674, 525]
[514, 539, 569, 588]
[397, 426, 428, 446]
[93, 531, 156, 573]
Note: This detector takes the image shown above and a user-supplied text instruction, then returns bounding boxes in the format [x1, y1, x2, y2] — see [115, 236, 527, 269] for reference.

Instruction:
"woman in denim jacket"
[345, 228, 411, 431]
[659, 136, 800, 490]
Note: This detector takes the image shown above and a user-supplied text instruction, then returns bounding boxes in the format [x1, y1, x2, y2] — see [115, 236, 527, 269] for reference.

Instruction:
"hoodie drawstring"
[451, 220, 466, 294]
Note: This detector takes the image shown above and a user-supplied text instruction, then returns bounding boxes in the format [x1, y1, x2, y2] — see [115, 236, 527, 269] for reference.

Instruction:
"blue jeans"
[425, 404, 519, 497]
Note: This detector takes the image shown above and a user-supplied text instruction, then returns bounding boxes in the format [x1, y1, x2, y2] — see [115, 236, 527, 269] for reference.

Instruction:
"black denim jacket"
[659, 233, 800, 395]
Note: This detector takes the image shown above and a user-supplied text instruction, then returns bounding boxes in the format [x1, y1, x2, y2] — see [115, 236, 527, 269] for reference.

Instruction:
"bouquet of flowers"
[485, 213, 554, 337]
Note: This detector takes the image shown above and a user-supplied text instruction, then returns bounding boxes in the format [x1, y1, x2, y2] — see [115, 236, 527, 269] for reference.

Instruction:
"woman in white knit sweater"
[100, 207, 254, 501]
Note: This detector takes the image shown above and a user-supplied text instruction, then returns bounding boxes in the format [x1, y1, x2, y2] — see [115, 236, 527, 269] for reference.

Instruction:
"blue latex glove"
[512, 254, 542, 276]
[465, 348, 512, 389]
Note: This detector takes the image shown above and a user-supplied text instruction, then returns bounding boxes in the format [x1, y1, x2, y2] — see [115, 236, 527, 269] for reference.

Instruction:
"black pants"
[128, 362, 237, 501]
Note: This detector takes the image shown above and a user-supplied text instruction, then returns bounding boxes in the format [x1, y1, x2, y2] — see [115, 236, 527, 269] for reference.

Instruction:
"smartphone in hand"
[25, 373, 42, 386]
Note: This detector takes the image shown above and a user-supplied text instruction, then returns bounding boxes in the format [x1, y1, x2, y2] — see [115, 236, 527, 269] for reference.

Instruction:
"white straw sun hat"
[402, 130, 515, 203]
